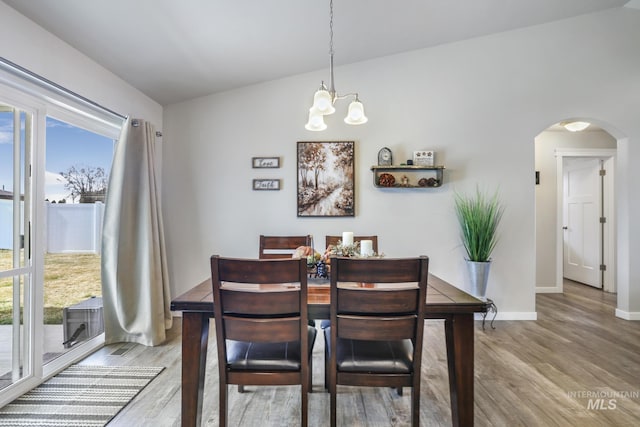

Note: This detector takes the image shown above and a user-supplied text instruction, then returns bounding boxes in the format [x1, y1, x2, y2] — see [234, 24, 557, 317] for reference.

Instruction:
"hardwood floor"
[81, 281, 640, 426]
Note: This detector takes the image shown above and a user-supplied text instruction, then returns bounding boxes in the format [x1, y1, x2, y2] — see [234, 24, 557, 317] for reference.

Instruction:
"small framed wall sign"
[252, 157, 280, 168]
[253, 179, 280, 190]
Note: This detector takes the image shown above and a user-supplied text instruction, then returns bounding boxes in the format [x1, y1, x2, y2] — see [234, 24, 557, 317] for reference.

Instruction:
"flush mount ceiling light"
[562, 121, 590, 132]
[305, 0, 367, 131]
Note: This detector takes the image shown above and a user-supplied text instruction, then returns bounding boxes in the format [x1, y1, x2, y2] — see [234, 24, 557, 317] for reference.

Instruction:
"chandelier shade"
[305, 108, 327, 131]
[344, 99, 368, 125]
[311, 87, 335, 115]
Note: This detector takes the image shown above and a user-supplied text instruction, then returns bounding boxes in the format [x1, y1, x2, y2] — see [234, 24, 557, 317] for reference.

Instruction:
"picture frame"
[297, 141, 355, 217]
[252, 157, 280, 168]
[253, 179, 280, 191]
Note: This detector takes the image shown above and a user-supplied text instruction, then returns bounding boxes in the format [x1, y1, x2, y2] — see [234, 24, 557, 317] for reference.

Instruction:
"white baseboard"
[615, 309, 640, 320]
[475, 312, 537, 321]
[536, 286, 562, 293]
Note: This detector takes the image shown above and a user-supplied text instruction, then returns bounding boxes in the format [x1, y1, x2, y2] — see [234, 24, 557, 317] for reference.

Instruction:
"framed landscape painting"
[297, 141, 355, 217]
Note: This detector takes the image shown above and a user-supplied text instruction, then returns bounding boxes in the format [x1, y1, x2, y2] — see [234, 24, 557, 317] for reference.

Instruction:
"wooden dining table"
[170, 273, 487, 427]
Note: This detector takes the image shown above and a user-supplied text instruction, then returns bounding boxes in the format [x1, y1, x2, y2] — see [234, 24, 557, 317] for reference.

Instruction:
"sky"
[0, 113, 115, 202]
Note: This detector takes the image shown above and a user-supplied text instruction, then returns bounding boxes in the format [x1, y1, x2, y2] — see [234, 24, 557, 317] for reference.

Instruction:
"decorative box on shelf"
[413, 150, 435, 166]
[370, 165, 445, 189]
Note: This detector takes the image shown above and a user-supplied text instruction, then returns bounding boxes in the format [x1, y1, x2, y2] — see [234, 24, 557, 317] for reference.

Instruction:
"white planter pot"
[465, 260, 491, 300]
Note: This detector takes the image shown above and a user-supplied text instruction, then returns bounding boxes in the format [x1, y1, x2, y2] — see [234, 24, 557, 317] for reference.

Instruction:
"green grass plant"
[454, 187, 504, 262]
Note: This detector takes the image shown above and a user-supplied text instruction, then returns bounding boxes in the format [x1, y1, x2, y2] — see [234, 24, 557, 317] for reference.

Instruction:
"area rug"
[0, 364, 164, 426]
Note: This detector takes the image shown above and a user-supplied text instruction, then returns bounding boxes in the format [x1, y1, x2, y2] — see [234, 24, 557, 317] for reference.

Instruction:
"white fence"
[0, 201, 104, 254]
[0, 200, 20, 250]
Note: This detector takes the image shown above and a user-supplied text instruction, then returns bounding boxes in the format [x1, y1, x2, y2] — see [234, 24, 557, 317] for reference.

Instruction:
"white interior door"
[563, 158, 601, 288]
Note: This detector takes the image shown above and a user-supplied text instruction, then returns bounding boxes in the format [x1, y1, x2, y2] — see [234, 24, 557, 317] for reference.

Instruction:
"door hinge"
[600, 217, 607, 223]
[600, 264, 607, 271]
[600, 169, 606, 176]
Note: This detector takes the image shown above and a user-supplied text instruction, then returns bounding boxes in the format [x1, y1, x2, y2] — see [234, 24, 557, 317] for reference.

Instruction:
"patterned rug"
[0, 365, 164, 426]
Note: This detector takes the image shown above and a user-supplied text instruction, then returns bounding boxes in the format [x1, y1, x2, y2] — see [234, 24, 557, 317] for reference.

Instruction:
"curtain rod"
[0, 56, 127, 121]
[131, 119, 163, 137]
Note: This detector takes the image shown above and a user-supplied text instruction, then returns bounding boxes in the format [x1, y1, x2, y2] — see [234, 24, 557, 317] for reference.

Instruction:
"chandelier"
[305, 0, 368, 131]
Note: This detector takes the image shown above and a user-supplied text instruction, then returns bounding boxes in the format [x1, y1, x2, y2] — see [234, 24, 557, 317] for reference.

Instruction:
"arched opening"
[534, 118, 625, 314]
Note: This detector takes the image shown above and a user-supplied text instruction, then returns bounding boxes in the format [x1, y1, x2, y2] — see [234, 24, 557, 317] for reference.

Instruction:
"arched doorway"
[534, 118, 622, 309]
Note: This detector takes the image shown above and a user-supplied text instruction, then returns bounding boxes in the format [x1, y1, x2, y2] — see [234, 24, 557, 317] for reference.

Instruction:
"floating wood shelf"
[370, 165, 445, 188]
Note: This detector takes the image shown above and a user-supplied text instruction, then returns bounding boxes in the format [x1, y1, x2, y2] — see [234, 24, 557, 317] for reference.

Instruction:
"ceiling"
[2, 0, 632, 106]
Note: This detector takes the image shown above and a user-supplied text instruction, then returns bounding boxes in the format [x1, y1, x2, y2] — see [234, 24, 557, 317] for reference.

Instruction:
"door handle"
[562, 226, 568, 230]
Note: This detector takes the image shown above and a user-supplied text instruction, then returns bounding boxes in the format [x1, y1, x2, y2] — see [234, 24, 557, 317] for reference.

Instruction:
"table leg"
[444, 313, 474, 427]
[181, 312, 210, 427]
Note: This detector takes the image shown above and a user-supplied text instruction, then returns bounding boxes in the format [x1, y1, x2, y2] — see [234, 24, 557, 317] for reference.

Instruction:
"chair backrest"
[330, 255, 428, 344]
[325, 235, 378, 253]
[259, 235, 312, 259]
[211, 256, 308, 346]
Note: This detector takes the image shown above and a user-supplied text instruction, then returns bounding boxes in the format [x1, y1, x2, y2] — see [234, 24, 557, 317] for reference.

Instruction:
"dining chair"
[324, 235, 378, 253]
[210, 256, 316, 427]
[259, 235, 312, 259]
[325, 256, 429, 427]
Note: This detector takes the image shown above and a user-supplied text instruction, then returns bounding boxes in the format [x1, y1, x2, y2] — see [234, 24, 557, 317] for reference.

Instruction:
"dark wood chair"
[324, 235, 378, 253]
[210, 256, 316, 427]
[259, 235, 312, 259]
[325, 256, 429, 427]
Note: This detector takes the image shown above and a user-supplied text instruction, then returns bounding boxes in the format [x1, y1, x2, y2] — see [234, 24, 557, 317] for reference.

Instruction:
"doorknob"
[562, 226, 568, 230]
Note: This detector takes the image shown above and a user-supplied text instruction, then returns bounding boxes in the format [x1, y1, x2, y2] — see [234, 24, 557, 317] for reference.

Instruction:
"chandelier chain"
[329, 0, 334, 56]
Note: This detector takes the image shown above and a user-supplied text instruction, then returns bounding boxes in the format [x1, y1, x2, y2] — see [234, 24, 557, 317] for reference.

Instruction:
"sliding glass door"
[0, 103, 34, 392]
[0, 77, 121, 405]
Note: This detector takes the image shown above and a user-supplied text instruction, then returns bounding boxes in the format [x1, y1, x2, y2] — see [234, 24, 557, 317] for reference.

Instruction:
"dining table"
[170, 273, 487, 427]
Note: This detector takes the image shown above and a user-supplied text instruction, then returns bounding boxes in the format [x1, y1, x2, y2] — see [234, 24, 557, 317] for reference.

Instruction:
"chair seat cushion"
[227, 326, 317, 370]
[324, 327, 413, 373]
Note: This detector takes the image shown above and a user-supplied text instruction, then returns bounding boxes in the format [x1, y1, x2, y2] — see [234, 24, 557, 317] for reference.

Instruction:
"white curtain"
[101, 117, 172, 346]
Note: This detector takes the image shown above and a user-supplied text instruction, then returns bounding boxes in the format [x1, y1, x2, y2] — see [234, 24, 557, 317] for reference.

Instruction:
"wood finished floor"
[81, 281, 640, 426]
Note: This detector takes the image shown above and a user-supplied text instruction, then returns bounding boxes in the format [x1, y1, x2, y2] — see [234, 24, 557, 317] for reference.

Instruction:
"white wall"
[162, 7, 640, 319]
[0, 1, 161, 127]
[534, 130, 616, 289]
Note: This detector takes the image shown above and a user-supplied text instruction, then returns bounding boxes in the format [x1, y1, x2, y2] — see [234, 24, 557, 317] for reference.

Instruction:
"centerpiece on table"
[327, 241, 360, 257]
[315, 242, 358, 279]
[292, 246, 322, 275]
[330, 231, 359, 257]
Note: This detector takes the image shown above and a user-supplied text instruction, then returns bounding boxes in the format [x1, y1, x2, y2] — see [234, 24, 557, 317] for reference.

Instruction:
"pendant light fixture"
[562, 121, 590, 132]
[305, 0, 368, 131]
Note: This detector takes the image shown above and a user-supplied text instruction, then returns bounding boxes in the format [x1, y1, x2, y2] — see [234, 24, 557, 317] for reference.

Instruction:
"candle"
[360, 240, 373, 257]
[342, 232, 354, 247]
